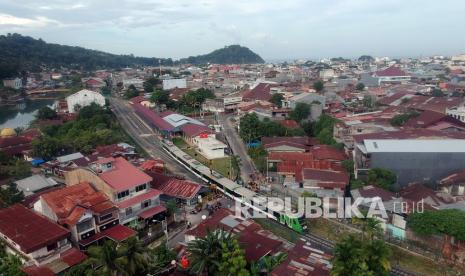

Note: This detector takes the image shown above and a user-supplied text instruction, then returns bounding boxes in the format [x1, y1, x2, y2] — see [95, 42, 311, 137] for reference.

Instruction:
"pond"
[0, 99, 57, 129]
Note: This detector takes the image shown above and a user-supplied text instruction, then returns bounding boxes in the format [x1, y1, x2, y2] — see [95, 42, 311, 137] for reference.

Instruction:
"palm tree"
[364, 239, 391, 276]
[331, 235, 368, 276]
[86, 240, 125, 276]
[187, 229, 234, 275]
[352, 217, 382, 241]
[259, 252, 288, 273]
[117, 237, 148, 276]
[0, 254, 23, 276]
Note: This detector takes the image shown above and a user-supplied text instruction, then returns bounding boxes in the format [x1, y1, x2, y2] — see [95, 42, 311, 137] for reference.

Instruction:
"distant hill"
[0, 34, 264, 78]
[0, 33, 174, 78]
[179, 45, 264, 65]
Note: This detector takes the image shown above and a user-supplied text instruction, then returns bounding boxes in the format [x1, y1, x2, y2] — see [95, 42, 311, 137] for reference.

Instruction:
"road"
[110, 97, 201, 182]
[219, 114, 256, 183]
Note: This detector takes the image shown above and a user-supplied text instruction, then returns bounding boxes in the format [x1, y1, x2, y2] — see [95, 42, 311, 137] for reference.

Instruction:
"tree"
[316, 128, 336, 145]
[187, 229, 235, 275]
[331, 234, 391, 276]
[362, 95, 375, 108]
[367, 168, 396, 191]
[117, 237, 148, 275]
[408, 209, 465, 241]
[432, 88, 444, 97]
[390, 110, 420, 126]
[290, 102, 310, 123]
[32, 137, 62, 160]
[124, 84, 139, 99]
[148, 243, 177, 274]
[239, 113, 261, 142]
[85, 240, 125, 276]
[0, 182, 25, 207]
[217, 237, 249, 276]
[0, 254, 24, 276]
[313, 80, 324, 93]
[356, 83, 365, 91]
[166, 199, 179, 216]
[143, 77, 157, 93]
[270, 93, 284, 107]
[36, 106, 57, 120]
[150, 90, 170, 105]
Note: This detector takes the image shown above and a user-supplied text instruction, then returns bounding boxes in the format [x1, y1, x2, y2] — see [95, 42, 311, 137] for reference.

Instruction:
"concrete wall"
[64, 169, 116, 201]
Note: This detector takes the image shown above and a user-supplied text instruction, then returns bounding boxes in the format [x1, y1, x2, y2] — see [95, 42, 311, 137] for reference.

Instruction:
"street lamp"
[201, 214, 207, 220]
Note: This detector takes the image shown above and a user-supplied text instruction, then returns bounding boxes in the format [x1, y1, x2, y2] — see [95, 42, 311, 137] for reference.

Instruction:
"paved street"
[110, 97, 202, 182]
[219, 114, 256, 184]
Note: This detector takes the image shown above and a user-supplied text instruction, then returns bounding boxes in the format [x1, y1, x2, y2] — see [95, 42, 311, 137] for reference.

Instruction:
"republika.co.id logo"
[235, 196, 424, 219]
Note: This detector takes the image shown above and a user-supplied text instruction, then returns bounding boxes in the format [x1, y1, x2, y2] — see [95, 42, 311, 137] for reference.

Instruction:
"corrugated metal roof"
[364, 139, 465, 153]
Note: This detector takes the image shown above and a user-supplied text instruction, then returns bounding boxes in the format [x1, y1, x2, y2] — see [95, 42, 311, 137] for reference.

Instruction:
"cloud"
[38, 3, 87, 11]
[0, 13, 62, 28]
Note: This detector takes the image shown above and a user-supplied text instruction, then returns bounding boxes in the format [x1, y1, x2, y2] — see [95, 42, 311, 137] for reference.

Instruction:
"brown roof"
[41, 182, 115, 225]
[310, 145, 346, 161]
[302, 168, 349, 189]
[440, 169, 465, 186]
[374, 66, 409, 77]
[353, 185, 395, 202]
[181, 123, 214, 138]
[150, 172, 201, 199]
[0, 204, 70, 253]
[243, 83, 274, 101]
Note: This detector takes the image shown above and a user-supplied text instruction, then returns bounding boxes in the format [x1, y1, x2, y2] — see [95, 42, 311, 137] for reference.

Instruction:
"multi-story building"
[87, 157, 165, 227]
[2, 77, 22, 89]
[33, 182, 133, 249]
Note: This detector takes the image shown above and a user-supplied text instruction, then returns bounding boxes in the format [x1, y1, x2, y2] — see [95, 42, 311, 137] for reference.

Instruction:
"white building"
[194, 136, 227, 159]
[2, 77, 22, 90]
[319, 69, 336, 81]
[446, 106, 465, 122]
[163, 78, 187, 90]
[66, 89, 106, 113]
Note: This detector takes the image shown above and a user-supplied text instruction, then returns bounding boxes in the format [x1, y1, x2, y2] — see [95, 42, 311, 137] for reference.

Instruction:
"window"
[117, 190, 129, 199]
[99, 213, 113, 222]
[47, 243, 57, 251]
[125, 207, 132, 216]
[135, 184, 147, 192]
[76, 219, 93, 233]
[141, 199, 151, 209]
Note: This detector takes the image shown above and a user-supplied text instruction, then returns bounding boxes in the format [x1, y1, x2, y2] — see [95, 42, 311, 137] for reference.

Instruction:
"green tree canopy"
[125, 84, 139, 99]
[36, 106, 57, 120]
[367, 168, 397, 191]
[356, 83, 365, 91]
[332, 234, 391, 276]
[270, 93, 284, 107]
[408, 209, 465, 241]
[143, 77, 161, 92]
[313, 80, 324, 93]
[390, 110, 420, 126]
[290, 102, 310, 123]
[150, 90, 170, 105]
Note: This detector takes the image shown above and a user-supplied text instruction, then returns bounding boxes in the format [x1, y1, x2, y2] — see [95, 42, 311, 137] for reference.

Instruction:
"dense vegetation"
[32, 103, 126, 159]
[0, 34, 173, 77]
[332, 218, 391, 275]
[239, 113, 305, 142]
[408, 209, 465, 241]
[179, 45, 264, 65]
[302, 114, 342, 147]
[390, 110, 420, 126]
[0, 152, 30, 207]
[66, 238, 177, 276]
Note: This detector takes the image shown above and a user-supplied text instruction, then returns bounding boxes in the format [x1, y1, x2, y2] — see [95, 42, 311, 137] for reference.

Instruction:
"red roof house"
[0, 204, 71, 265]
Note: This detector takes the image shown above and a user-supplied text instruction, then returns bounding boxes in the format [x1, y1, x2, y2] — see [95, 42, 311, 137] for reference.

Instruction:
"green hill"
[0, 34, 265, 78]
[179, 45, 265, 65]
[0, 33, 173, 78]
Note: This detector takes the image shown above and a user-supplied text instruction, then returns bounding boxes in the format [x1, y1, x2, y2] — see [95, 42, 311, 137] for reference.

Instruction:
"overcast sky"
[1, 0, 464, 60]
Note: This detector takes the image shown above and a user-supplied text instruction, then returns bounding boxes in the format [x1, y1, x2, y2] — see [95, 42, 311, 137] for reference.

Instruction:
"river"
[0, 99, 57, 129]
